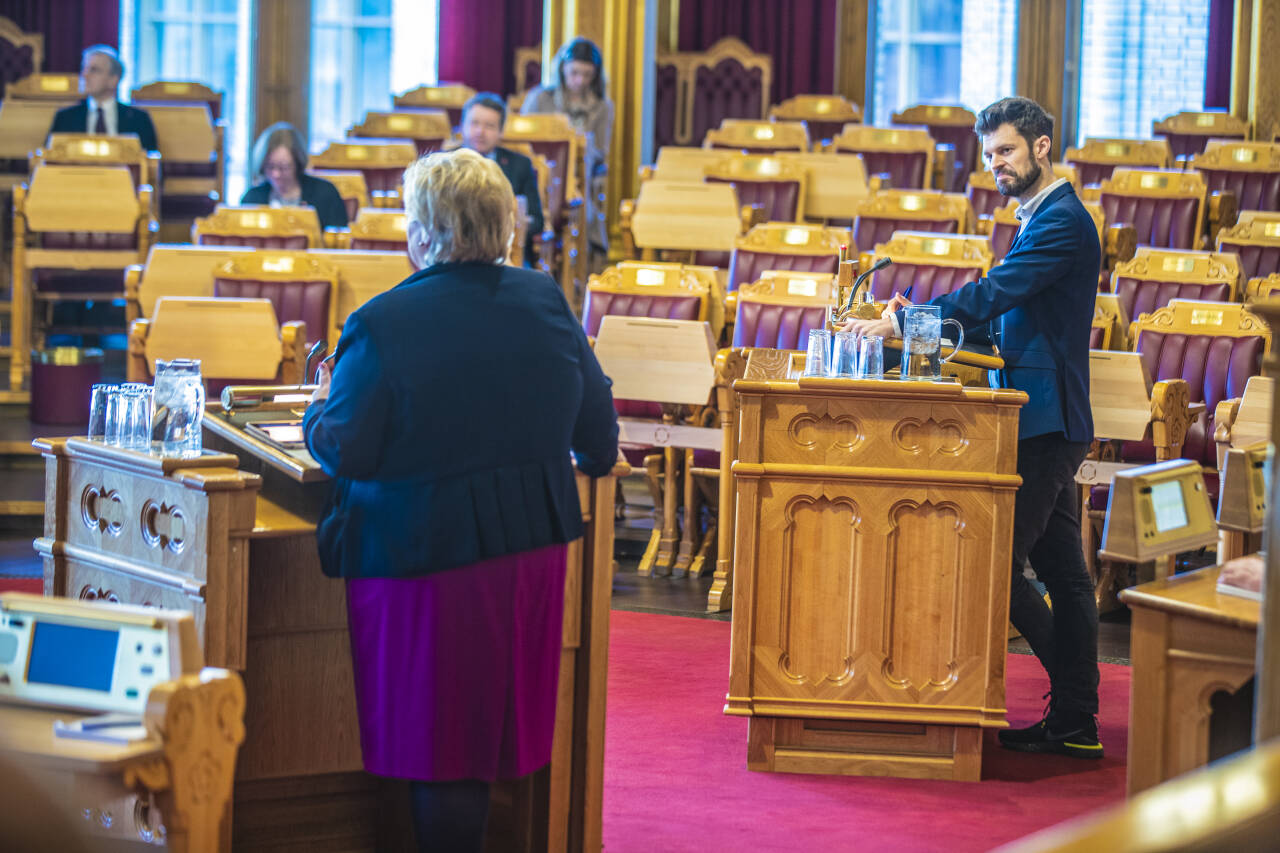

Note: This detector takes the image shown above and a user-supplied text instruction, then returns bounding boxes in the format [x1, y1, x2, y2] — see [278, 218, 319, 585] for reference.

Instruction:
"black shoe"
[999, 712, 1104, 759]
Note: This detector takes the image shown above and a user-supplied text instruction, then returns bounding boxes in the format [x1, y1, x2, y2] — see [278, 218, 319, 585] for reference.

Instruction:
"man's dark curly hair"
[974, 97, 1054, 153]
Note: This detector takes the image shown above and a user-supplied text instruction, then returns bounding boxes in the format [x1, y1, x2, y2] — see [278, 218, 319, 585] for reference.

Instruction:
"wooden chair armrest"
[124, 265, 144, 325]
[1104, 223, 1137, 269]
[1214, 396, 1242, 469]
[619, 198, 636, 258]
[1080, 185, 1102, 203]
[280, 321, 308, 384]
[975, 215, 993, 237]
[1209, 189, 1238, 242]
[323, 227, 349, 250]
[1150, 378, 1193, 461]
[931, 143, 955, 191]
[870, 173, 891, 191]
[739, 204, 767, 234]
[128, 319, 150, 383]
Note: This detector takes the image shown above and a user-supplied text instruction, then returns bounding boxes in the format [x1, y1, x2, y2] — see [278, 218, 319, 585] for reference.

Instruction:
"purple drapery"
[438, 0, 543, 97]
[1205, 0, 1233, 110]
[0, 0, 120, 72]
[677, 0, 839, 105]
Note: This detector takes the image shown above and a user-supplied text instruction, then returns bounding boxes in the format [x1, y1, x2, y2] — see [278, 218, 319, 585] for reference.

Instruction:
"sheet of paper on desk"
[1216, 580, 1263, 602]
[54, 714, 151, 745]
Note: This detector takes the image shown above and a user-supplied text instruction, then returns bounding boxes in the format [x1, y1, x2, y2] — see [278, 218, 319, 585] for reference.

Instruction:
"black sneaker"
[998, 712, 1104, 759]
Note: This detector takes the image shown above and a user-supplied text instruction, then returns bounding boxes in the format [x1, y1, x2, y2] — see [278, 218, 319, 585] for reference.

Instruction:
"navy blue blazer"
[494, 145, 544, 237]
[902, 182, 1099, 441]
[303, 261, 619, 579]
[50, 99, 158, 152]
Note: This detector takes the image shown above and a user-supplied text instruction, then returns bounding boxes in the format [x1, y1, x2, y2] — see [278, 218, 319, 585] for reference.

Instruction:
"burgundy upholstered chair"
[1153, 110, 1250, 163]
[139, 103, 223, 221]
[311, 171, 370, 224]
[1217, 210, 1280, 283]
[830, 126, 936, 190]
[1098, 168, 1207, 250]
[193, 205, 321, 250]
[392, 83, 476, 131]
[1110, 248, 1240, 325]
[514, 45, 541, 97]
[309, 140, 417, 207]
[770, 95, 862, 148]
[210, 251, 338, 351]
[688, 43, 770, 150]
[1064, 138, 1171, 188]
[1192, 141, 1280, 213]
[724, 223, 848, 301]
[966, 170, 1008, 226]
[331, 209, 409, 253]
[704, 155, 806, 223]
[653, 59, 682, 149]
[892, 105, 979, 193]
[0, 18, 40, 100]
[730, 271, 836, 349]
[850, 190, 973, 258]
[704, 120, 809, 154]
[864, 232, 992, 302]
[348, 110, 452, 157]
[131, 80, 223, 121]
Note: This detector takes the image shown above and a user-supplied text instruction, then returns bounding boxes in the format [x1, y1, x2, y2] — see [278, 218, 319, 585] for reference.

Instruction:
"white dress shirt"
[86, 97, 118, 136]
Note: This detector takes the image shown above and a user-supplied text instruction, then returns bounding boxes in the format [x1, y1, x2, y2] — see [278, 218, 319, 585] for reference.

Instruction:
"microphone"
[840, 256, 893, 316]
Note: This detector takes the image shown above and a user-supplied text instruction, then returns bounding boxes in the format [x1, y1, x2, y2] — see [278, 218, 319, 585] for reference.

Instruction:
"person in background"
[241, 122, 349, 230]
[521, 37, 614, 253]
[303, 148, 618, 852]
[49, 45, 158, 152]
[460, 92, 544, 242]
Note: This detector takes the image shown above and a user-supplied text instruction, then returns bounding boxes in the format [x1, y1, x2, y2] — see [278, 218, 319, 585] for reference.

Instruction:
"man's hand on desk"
[311, 360, 331, 404]
[837, 291, 913, 339]
[1220, 553, 1264, 593]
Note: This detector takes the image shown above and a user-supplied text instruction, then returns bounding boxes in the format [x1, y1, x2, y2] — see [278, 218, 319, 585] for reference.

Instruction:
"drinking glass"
[88, 383, 118, 440]
[154, 359, 205, 457]
[832, 331, 859, 377]
[803, 329, 832, 377]
[857, 335, 884, 380]
[120, 384, 154, 451]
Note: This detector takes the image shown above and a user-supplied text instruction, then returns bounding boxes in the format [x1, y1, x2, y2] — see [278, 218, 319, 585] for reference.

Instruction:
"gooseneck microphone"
[840, 256, 893, 316]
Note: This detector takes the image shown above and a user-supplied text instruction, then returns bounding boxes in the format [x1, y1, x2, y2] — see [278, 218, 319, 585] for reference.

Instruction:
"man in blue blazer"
[460, 92, 544, 240]
[48, 45, 158, 152]
[843, 97, 1102, 759]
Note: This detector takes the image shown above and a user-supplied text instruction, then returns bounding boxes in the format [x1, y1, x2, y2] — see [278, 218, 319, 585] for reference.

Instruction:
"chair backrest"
[891, 104, 979, 192]
[19, 164, 146, 249]
[648, 146, 731, 183]
[310, 169, 370, 222]
[193, 205, 323, 250]
[769, 94, 861, 146]
[0, 97, 62, 168]
[1064, 137, 1172, 187]
[349, 110, 452, 156]
[34, 133, 155, 189]
[628, 180, 742, 254]
[1098, 167, 1207, 250]
[1153, 110, 1250, 161]
[501, 112, 583, 221]
[867, 231, 992, 301]
[851, 189, 974, 253]
[139, 296, 296, 382]
[308, 139, 417, 200]
[703, 154, 806, 222]
[1093, 291, 1131, 350]
[774, 151, 871, 221]
[130, 80, 222, 119]
[144, 103, 220, 188]
[705, 119, 809, 153]
[514, 45, 542, 97]
[309, 248, 414, 328]
[392, 83, 476, 129]
[0, 17, 42, 99]
[829, 125, 936, 190]
[128, 243, 254, 322]
[1112, 247, 1241, 324]
[733, 270, 837, 349]
[1192, 140, 1280, 213]
[726, 222, 848, 293]
[343, 208, 408, 253]
[654, 37, 772, 149]
[1128, 298, 1271, 466]
[211, 250, 339, 350]
[966, 170, 1006, 221]
[7, 72, 79, 102]
[1217, 210, 1280, 282]
[582, 261, 709, 338]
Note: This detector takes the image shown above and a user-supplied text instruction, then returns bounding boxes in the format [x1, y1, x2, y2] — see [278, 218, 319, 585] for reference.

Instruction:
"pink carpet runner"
[603, 610, 1129, 852]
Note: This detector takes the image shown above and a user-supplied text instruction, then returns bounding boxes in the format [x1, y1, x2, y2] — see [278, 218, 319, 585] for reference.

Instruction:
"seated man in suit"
[49, 45, 158, 152]
[460, 92, 544, 241]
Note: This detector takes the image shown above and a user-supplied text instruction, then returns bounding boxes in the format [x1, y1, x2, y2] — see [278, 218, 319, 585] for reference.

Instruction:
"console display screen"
[26, 622, 119, 692]
[1150, 479, 1189, 533]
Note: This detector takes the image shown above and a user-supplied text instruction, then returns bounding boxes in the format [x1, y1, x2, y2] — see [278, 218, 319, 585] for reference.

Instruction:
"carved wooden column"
[253, 0, 312, 137]
[835, 0, 870, 109]
[1015, 0, 1071, 159]
[1247, 0, 1280, 142]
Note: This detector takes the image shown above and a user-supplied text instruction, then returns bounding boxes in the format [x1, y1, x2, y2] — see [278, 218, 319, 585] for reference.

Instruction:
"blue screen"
[27, 622, 119, 692]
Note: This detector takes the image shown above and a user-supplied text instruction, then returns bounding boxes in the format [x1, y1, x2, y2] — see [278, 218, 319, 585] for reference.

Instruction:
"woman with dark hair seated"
[303, 148, 618, 852]
[521, 37, 614, 253]
[241, 122, 349, 229]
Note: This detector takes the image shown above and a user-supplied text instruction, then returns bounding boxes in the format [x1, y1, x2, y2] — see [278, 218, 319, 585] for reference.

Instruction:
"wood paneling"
[1249, 0, 1280, 143]
[835, 0, 869, 109]
[253, 0, 312, 138]
[1016, 0, 1069, 160]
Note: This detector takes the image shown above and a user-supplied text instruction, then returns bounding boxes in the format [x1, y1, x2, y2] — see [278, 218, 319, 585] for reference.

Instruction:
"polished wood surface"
[1118, 567, 1257, 795]
[132, 297, 301, 383]
[629, 180, 741, 253]
[193, 204, 324, 248]
[726, 376, 1026, 780]
[705, 120, 810, 153]
[127, 243, 251, 324]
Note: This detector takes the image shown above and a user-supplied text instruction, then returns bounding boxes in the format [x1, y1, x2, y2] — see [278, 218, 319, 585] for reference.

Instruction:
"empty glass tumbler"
[857, 335, 884, 380]
[832, 331, 859, 377]
[153, 359, 205, 457]
[88, 383, 118, 440]
[803, 329, 832, 377]
[107, 384, 153, 450]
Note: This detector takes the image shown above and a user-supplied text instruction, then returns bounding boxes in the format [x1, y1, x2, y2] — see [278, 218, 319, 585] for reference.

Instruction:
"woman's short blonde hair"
[402, 148, 516, 266]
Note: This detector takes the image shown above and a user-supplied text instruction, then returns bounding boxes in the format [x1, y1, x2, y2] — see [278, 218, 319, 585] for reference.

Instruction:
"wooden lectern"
[726, 374, 1026, 781]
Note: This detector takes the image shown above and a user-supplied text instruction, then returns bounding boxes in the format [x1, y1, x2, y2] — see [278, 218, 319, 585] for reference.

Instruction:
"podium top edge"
[733, 378, 1028, 405]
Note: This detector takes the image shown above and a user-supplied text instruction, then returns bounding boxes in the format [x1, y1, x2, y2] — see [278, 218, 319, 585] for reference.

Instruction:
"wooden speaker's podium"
[725, 371, 1026, 781]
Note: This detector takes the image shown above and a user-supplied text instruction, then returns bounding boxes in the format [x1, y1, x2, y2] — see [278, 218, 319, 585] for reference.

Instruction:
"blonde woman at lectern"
[302, 148, 618, 852]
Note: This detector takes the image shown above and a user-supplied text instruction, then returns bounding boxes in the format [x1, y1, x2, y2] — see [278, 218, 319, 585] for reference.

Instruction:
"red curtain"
[1204, 0, 1233, 110]
[677, 0, 839, 105]
[0, 0, 120, 72]
[438, 0, 543, 97]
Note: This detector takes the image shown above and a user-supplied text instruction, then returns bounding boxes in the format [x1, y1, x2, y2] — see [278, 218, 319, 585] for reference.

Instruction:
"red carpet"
[603, 611, 1129, 852]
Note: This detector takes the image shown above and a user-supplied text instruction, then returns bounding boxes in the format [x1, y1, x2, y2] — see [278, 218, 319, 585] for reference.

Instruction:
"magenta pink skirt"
[345, 543, 568, 781]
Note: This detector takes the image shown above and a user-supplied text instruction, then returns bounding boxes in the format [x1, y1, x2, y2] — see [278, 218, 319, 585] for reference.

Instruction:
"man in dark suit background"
[459, 92, 543, 241]
[49, 45, 158, 152]
[842, 97, 1103, 760]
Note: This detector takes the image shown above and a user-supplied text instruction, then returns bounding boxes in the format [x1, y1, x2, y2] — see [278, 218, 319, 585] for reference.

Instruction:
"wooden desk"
[1119, 566, 1258, 795]
[726, 375, 1026, 781]
[38, 429, 621, 851]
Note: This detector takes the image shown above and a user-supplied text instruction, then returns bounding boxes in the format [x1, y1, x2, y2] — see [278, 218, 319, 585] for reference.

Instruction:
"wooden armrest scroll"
[281, 321, 307, 384]
[1104, 223, 1137, 268]
[1150, 378, 1192, 461]
[1209, 190, 1239, 241]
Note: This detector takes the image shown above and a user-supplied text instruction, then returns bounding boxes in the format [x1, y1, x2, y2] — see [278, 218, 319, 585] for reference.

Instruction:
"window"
[309, 0, 439, 154]
[119, 0, 255, 201]
[870, 0, 1018, 125]
[1076, 0, 1210, 145]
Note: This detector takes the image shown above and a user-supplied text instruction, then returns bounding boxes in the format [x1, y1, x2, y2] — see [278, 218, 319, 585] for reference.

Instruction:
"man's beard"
[995, 161, 1042, 197]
